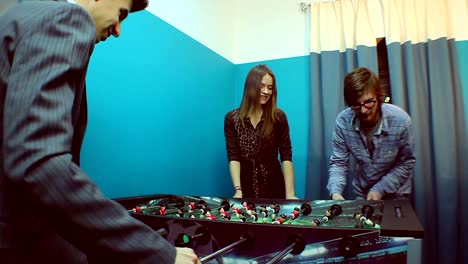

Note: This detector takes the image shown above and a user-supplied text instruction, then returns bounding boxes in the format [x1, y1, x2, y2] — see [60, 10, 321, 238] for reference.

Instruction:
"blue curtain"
[306, 38, 468, 263]
[386, 38, 468, 263]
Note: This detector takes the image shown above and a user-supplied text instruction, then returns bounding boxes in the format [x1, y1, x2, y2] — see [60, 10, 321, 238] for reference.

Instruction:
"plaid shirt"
[327, 103, 416, 198]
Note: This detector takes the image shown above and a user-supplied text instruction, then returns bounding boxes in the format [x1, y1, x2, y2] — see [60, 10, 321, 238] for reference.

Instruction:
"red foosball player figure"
[231, 204, 241, 217]
[204, 209, 216, 220]
[290, 207, 300, 220]
[242, 201, 255, 215]
[273, 214, 287, 224]
[187, 201, 196, 212]
[218, 207, 230, 218]
[159, 205, 167, 215]
[130, 206, 141, 213]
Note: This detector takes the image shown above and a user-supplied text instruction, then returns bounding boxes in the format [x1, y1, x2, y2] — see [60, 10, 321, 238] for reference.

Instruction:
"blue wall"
[82, 11, 234, 198]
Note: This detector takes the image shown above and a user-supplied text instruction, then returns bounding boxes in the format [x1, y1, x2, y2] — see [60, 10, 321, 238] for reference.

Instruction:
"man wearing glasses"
[327, 67, 415, 200]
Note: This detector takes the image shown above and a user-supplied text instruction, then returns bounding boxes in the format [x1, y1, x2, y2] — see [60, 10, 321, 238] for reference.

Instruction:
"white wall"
[148, 0, 312, 64]
[147, 0, 236, 62]
[232, 0, 311, 63]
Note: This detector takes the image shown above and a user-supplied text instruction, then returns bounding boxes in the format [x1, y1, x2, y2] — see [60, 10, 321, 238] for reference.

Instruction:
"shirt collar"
[352, 107, 386, 135]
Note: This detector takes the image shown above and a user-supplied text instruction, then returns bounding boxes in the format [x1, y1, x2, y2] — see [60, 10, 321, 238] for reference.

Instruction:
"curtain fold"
[386, 39, 468, 264]
[307, 0, 379, 200]
[306, 0, 468, 263]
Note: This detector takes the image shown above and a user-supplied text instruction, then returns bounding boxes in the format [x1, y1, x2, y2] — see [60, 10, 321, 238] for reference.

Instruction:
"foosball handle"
[300, 203, 312, 215]
[361, 204, 374, 219]
[394, 204, 403, 218]
[330, 204, 343, 217]
[174, 227, 211, 248]
[155, 227, 168, 239]
[339, 236, 360, 258]
[266, 234, 305, 264]
[193, 226, 211, 245]
[199, 232, 255, 263]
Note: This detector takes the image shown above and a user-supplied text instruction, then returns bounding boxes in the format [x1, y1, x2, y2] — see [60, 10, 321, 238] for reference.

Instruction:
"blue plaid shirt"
[327, 103, 415, 199]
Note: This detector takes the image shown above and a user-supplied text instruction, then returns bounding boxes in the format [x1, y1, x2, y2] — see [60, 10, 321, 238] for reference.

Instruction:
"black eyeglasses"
[350, 98, 377, 110]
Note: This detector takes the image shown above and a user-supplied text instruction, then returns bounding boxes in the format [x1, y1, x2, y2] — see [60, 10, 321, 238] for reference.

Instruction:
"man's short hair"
[343, 67, 385, 106]
[131, 0, 148, 12]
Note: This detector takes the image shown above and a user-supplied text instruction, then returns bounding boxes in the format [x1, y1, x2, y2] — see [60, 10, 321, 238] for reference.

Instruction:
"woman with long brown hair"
[224, 64, 298, 199]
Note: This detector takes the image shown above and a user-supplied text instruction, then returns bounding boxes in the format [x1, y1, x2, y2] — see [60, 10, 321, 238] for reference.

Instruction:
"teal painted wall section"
[457, 40, 468, 130]
[234, 56, 311, 199]
[82, 11, 235, 198]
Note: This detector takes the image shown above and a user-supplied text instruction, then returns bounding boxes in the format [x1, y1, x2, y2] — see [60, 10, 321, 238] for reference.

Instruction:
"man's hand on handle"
[175, 247, 201, 264]
[331, 193, 345, 200]
[367, 191, 382, 200]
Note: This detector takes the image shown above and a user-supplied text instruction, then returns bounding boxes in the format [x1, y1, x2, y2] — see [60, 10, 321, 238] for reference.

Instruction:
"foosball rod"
[128, 199, 185, 213]
[265, 234, 305, 264]
[200, 233, 254, 263]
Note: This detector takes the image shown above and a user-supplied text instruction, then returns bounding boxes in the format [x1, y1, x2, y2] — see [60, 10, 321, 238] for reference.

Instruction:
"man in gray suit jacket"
[0, 0, 200, 263]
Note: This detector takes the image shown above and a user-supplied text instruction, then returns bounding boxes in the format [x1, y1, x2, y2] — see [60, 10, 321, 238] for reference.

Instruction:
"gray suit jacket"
[0, 1, 175, 263]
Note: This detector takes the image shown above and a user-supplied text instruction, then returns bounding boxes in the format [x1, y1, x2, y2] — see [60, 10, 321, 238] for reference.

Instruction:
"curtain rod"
[300, 0, 338, 12]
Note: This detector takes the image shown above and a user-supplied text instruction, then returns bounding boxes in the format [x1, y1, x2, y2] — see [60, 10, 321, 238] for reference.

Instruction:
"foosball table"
[115, 194, 424, 263]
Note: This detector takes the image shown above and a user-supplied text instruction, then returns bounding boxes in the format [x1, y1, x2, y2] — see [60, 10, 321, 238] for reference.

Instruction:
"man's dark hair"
[343, 67, 385, 106]
[131, 0, 149, 12]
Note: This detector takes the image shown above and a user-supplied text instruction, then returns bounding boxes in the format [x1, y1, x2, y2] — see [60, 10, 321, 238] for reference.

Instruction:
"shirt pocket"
[375, 144, 398, 164]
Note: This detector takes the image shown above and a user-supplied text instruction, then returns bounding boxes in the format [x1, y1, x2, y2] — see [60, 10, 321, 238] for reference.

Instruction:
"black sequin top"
[224, 108, 293, 198]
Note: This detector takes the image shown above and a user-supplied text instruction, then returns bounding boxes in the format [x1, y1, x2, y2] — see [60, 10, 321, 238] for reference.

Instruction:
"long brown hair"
[239, 64, 279, 137]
